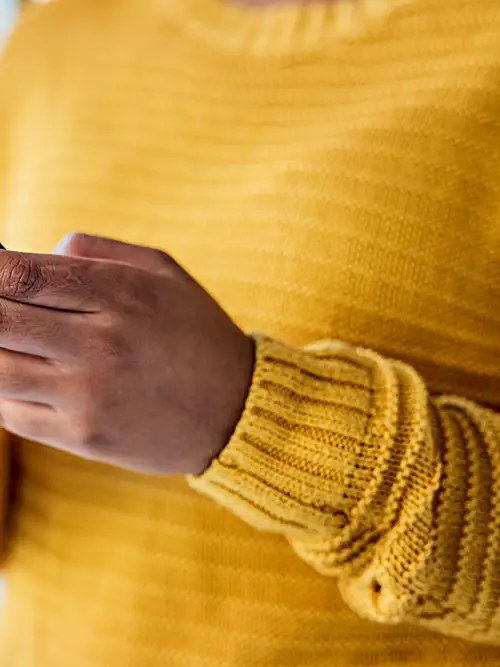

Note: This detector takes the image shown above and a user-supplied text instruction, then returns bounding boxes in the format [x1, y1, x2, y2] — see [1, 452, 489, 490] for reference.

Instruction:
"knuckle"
[61, 232, 91, 256]
[72, 412, 103, 451]
[152, 248, 171, 266]
[0, 255, 45, 299]
[95, 314, 133, 361]
[146, 248, 189, 281]
[159, 252, 186, 276]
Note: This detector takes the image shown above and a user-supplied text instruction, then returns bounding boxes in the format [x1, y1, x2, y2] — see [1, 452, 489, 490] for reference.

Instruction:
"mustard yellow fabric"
[1, 0, 500, 665]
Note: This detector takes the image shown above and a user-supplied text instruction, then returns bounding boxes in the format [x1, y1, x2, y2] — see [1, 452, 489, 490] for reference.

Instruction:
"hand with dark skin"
[0, 234, 255, 474]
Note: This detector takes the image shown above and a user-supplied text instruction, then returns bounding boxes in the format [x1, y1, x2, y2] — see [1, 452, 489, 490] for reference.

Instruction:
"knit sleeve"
[188, 334, 500, 645]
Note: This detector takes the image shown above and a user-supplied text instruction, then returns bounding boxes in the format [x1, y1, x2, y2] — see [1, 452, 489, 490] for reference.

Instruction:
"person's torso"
[1, 0, 500, 665]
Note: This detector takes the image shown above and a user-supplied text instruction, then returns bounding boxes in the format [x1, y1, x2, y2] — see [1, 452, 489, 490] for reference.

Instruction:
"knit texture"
[1, 0, 500, 665]
[190, 337, 500, 639]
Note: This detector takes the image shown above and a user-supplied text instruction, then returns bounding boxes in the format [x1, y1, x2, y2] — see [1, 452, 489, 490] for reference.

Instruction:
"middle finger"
[0, 297, 90, 361]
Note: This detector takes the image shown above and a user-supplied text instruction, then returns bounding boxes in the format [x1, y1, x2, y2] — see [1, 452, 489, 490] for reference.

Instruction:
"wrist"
[188, 335, 357, 534]
[192, 332, 255, 475]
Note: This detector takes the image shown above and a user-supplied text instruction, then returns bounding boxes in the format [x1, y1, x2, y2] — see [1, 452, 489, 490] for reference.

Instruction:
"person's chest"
[3, 0, 500, 404]
[3, 5, 500, 667]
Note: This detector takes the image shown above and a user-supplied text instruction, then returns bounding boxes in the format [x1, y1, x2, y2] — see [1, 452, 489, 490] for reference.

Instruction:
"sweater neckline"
[161, 0, 410, 57]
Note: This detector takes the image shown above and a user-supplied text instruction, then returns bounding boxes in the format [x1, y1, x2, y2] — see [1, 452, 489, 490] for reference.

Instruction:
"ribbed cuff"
[188, 335, 437, 567]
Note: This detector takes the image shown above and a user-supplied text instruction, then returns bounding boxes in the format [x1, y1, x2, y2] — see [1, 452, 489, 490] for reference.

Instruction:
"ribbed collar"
[161, 0, 410, 57]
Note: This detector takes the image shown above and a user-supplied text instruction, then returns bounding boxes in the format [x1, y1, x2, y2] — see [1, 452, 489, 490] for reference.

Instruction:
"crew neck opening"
[161, 0, 411, 57]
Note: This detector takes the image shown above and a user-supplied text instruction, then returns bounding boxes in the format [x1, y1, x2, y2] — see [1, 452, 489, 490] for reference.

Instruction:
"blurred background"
[0, 0, 19, 606]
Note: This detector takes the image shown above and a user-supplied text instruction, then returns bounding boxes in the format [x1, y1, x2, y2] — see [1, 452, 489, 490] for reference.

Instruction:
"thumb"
[54, 232, 187, 278]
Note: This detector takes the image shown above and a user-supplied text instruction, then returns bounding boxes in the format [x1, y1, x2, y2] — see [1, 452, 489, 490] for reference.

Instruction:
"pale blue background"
[0, 0, 18, 48]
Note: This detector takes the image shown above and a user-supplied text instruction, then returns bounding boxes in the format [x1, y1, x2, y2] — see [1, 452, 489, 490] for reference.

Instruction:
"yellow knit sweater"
[1, 0, 500, 665]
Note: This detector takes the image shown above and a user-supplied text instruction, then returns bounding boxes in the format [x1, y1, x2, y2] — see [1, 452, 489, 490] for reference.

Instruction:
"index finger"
[0, 251, 104, 312]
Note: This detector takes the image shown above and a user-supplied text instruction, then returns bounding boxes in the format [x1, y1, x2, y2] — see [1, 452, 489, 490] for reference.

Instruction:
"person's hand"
[0, 234, 255, 474]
